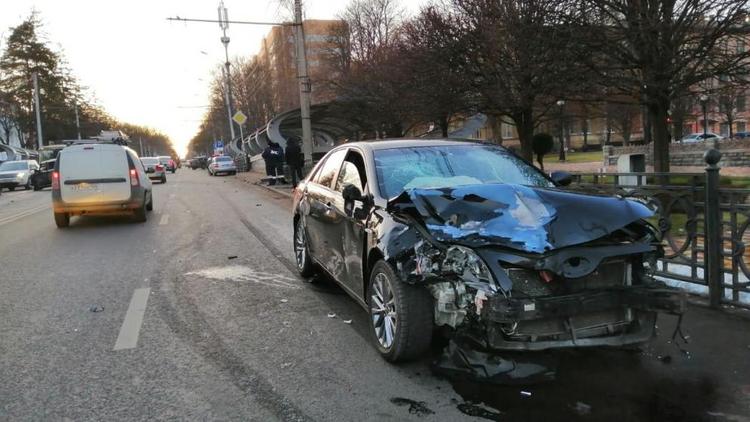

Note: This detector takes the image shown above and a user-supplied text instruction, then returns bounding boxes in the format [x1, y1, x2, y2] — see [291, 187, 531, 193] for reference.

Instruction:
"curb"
[252, 181, 293, 198]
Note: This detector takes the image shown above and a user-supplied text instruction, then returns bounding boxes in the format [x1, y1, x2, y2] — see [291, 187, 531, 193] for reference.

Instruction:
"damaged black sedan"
[292, 139, 685, 362]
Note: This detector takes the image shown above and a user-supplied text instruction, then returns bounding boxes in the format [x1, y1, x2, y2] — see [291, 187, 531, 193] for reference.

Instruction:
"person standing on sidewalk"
[262, 140, 284, 185]
[285, 136, 304, 187]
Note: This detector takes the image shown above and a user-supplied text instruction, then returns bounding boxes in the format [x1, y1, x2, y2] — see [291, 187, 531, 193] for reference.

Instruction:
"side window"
[335, 151, 367, 192]
[313, 149, 347, 188]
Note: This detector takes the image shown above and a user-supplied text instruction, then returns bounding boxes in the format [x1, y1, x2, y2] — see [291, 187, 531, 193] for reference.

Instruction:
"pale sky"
[1, 0, 424, 157]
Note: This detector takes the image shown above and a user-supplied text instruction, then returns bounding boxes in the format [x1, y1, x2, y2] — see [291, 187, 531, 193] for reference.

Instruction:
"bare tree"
[717, 83, 746, 138]
[577, 0, 750, 172]
[605, 100, 639, 145]
[450, 0, 589, 161]
[0, 96, 21, 145]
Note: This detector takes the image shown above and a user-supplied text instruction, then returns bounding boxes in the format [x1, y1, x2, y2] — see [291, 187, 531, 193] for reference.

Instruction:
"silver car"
[0, 160, 39, 191]
[208, 156, 237, 176]
[141, 157, 167, 184]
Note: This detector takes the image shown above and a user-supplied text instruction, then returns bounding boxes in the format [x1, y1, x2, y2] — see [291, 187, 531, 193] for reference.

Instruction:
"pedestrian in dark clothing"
[285, 136, 304, 187]
[262, 141, 284, 185]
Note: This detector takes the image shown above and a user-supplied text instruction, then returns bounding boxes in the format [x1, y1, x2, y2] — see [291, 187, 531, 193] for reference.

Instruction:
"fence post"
[704, 149, 723, 308]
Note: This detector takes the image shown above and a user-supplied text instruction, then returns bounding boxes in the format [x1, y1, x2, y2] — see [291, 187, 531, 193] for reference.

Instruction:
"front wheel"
[294, 217, 316, 278]
[368, 260, 433, 362]
[133, 199, 147, 222]
[161, 175, 166, 184]
[54, 212, 70, 228]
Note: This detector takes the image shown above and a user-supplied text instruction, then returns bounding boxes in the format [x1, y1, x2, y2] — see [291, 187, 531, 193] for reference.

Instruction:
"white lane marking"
[159, 214, 169, 225]
[113, 288, 151, 351]
[184, 266, 301, 289]
[0, 204, 51, 227]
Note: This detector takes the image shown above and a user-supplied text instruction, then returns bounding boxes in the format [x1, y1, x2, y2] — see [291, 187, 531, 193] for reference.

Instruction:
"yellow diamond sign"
[232, 111, 247, 126]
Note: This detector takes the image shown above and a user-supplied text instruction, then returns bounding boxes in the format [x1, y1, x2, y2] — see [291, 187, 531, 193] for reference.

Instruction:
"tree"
[717, 83, 746, 138]
[0, 95, 22, 145]
[396, 6, 476, 137]
[605, 99, 639, 145]
[577, 0, 750, 172]
[450, 0, 589, 161]
[532, 132, 554, 170]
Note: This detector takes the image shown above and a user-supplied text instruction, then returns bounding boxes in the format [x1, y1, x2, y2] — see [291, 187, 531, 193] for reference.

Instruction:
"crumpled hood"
[389, 183, 654, 253]
[0, 170, 26, 176]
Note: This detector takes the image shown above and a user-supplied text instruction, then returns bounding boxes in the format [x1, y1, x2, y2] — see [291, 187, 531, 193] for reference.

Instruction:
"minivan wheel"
[146, 195, 153, 211]
[54, 212, 70, 228]
[134, 199, 147, 222]
[161, 175, 167, 184]
[294, 217, 315, 278]
[368, 260, 433, 362]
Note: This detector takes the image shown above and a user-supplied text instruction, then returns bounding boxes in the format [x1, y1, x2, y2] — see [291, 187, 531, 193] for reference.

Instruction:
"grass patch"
[546, 151, 602, 163]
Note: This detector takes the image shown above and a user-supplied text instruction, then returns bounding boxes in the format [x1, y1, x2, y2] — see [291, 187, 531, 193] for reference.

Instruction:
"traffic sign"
[232, 111, 247, 126]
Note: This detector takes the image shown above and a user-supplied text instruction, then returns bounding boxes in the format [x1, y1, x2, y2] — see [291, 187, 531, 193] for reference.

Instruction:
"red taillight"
[130, 168, 139, 187]
[155, 164, 164, 171]
[51, 171, 60, 190]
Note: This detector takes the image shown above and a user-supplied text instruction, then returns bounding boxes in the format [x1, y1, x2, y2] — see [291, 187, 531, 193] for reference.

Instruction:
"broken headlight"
[443, 245, 498, 293]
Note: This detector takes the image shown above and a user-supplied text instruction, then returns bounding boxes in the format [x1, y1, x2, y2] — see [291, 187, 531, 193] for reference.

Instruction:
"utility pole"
[139, 137, 144, 156]
[294, 0, 313, 164]
[218, 1, 236, 141]
[74, 103, 82, 140]
[32, 72, 43, 149]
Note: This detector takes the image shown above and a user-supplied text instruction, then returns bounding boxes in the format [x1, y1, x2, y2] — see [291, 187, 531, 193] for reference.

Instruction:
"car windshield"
[374, 144, 553, 198]
[158, 157, 170, 163]
[141, 158, 158, 165]
[0, 161, 27, 171]
[217, 156, 232, 162]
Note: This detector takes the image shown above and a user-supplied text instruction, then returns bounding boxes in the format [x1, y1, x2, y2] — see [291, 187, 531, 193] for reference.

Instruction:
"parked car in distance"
[0, 160, 39, 191]
[190, 156, 207, 170]
[733, 131, 750, 139]
[30, 159, 56, 191]
[52, 142, 153, 228]
[159, 156, 176, 173]
[292, 139, 685, 362]
[141, 157, 167, 184]
[680, 132, 721, 143]
[208, 155, 237, 176]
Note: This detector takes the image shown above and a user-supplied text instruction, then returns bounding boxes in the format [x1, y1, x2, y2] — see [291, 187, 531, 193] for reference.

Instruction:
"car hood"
[388, 183, 654, 254]
[0, 170, 26, 176]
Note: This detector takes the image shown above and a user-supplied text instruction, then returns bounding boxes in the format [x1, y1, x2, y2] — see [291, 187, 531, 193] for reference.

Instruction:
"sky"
[0, 0, 425, 157]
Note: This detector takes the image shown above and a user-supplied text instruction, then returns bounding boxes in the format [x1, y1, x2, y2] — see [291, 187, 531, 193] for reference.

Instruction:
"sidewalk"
[545, 161, 750, 176]
[237, 171, 294, 198]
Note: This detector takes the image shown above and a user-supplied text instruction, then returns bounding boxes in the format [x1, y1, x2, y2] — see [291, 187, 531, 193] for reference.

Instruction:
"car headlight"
[16, 172, 25, 179]
[443, 245, 496, 289]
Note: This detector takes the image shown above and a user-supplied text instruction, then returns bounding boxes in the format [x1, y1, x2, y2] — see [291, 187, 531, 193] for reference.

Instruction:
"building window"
[502, 122, 514, 138]
[737, 94, 746, 112]
[738, 122, 746, 133]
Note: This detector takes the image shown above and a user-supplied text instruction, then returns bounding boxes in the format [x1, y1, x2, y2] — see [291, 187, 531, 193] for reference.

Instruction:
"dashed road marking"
[113, 288, 150, 351]
[159, 214, 169, 225]
[0, 204, 50, 227]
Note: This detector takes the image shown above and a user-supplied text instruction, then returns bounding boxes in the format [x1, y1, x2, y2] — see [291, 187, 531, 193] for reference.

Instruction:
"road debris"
[227, 255, 238, 260]
[390, 398, 435, 417]
[343, 319, 352, 324]
[280, 299, 289, 303]
[520, 391, 532, 397]
[456, 402, 503, 421]
[327, 312, 337, 318]
[573, 401, 592, 415]
[89, 305, 104, 313]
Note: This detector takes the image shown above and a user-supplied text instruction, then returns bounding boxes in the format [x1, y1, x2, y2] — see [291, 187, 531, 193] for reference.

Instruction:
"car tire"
[368, 260, 433, 362]
[54, 212, 70, 228]
[33, 182, 40, 191]
[134, 198, 147, 222]
[161, 175, 166, 184]
[9, 186, 14, 191]
[146, 195, 153, 211]
[294, 216, 316, 278]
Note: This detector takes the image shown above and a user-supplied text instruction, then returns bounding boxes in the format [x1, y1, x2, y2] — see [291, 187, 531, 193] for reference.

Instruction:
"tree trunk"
[649, 99, 671, 173]
[642, 106, 652, 144]
[439, 115, 449, 138]
[511, 110, 535, 162]
[728, 119, 734, 139]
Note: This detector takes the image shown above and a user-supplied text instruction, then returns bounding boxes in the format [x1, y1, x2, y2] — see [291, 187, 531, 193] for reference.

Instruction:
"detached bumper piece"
[480, 287, 686, 351]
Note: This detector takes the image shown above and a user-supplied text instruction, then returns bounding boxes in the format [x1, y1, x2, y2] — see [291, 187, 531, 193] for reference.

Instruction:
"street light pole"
[557, 100, 566, 161]
[74, 103, 82, 140]
[700, 93, 709, 139]
[32, 72, 43, 149]
[218, 1, 236, 141]
[294, 0, 313, 165]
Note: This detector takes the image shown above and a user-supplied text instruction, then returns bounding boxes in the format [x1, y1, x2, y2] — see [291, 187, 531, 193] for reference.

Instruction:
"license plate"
[72, 183, 100, 192]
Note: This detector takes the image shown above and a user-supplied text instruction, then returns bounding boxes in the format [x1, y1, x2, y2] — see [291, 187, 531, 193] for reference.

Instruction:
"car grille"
[0, 174, 16, 180]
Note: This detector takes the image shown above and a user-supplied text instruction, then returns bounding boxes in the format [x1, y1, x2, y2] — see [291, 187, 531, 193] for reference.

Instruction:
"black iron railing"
[567, 150, 750, 309]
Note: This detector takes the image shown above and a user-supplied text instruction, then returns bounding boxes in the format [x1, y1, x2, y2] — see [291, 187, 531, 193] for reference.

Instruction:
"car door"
[331, 150, 369, 298]
[304, 149, 347, 275]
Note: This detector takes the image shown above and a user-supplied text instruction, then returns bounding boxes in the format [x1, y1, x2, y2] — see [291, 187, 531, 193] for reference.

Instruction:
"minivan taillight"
[129, 168, 140, 187]
[51, 171, 60, 190]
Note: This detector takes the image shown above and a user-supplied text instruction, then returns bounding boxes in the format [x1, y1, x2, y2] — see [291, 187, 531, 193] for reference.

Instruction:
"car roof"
[341, 138, 487, 152]
[1, 160, 31, 164]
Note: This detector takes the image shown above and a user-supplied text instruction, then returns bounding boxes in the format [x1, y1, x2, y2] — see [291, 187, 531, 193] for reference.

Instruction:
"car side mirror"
[342, 183, 363, 202]
[551, 171, 573, 187]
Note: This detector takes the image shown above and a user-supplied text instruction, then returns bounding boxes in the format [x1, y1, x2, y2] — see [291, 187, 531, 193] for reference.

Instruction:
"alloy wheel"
[371, 272, 397, 349]
[294, 219, 307, 270]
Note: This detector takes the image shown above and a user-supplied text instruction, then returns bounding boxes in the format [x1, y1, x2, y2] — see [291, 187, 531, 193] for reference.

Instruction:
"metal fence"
[567, 149, 750, 309]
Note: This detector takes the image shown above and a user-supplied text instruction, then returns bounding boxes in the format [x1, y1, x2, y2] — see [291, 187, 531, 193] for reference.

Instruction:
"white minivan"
[51, 142, 153, 228]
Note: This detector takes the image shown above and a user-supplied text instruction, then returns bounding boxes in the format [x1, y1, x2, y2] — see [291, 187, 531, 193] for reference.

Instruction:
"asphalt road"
[1, 170, 749, 422]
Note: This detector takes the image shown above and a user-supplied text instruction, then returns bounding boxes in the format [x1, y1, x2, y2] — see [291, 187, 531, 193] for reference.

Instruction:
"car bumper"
[0, 181, 21, 188]
[479, 286, 686, 351]
[52, 187, 147, 215]
[147, 172, 166, 180]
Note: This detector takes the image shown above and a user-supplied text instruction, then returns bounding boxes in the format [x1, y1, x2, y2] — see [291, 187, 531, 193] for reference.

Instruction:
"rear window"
[217, 156, 232, 162]
[59, 146, 129, 180]
[141, 158, 158, 165]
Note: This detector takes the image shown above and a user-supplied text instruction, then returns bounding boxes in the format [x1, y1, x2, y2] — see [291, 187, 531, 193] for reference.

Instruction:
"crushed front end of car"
[385, 183, 686, 353]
